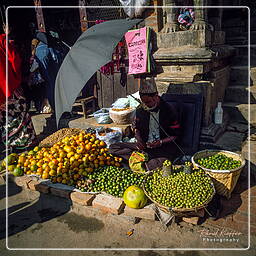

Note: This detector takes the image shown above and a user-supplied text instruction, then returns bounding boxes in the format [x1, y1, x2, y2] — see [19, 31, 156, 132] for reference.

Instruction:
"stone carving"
[162, 0, 179, 33]
[190, 0, 209, 30]
[162, 0, 221, 33]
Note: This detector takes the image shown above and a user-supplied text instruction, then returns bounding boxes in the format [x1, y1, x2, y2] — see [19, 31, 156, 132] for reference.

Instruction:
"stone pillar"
[207, 0, 223, 31]
[214, 3, 223, 31]
[78, 0, 88, 32]
[162, 0, 179, 33]
[34, 0, 45, 32]
[191, 0, 211, 30]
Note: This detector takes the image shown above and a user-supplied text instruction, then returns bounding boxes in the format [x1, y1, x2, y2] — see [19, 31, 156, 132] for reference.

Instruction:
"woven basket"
[109, 108, 135, 125]
[191, 150, 245, 199]
[143, 168, 216, 216]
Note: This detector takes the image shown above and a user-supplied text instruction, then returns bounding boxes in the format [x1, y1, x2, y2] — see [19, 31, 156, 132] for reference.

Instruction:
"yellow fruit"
[115, 162, 121, 167]
[99, 160, 105, 166]
[37, 168, 43, 175]
[62, 179, 67, 184]
[62, 173, 68, 179]
[70, 156, 75, 162]
[8, 165, 16, 172]
[88, 155, 95, 162]
[73, 174, 80, 180]
[57, 176, 62, 183]
[49, 170, 57, 176]
[93, 159, 99, 164]
[86, 167, 93, 173]
[85, 144, 92, 151]
[64, 145, 72, 153]
[99, 141, 106, 148]
[42, 173, 49, 179]
[74, 154, 80, 160]
[18, 156, 26, 165]
[51, 177, 57, 183]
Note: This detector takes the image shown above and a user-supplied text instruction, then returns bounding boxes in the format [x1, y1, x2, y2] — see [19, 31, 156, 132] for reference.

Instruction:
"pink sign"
[125, 27, 147, 74]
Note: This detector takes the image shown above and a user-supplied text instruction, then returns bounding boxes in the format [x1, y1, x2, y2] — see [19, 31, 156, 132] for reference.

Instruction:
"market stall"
[1, 126, 245, 224]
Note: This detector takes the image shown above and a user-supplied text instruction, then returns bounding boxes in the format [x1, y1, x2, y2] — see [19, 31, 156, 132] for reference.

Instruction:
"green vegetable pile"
[76, 166, 144, 197]
[163, 160, 172, 167]
[144, 168, 214, 209]
[195, 153, 242, 170]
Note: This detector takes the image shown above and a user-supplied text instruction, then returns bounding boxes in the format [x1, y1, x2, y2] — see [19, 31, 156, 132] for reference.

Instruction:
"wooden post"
[34, 0, 46, 32]
[79, 0, 88, 32]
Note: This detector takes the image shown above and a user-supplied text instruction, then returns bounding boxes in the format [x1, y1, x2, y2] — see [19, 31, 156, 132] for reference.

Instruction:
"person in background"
[27, 38, 46, 113]
[34, 32, 63, 113]
[109, 77, 181, 170]
[0, 24, 36, 152]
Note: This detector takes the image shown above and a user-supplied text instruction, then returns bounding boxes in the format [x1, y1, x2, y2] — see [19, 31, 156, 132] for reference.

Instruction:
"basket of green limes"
[143, 166, 215, 216]
[191, 150, 245, 199]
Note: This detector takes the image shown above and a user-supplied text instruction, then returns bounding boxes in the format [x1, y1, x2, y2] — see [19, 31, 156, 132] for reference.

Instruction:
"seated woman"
[0, 25, 36, 152]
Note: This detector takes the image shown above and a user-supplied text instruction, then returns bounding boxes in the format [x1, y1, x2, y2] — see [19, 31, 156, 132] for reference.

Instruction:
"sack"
[129, 151, 149, 173]
[127, 94, 140, 108]
[96, 127, 122, 148]
[119, 0, 150, 18]
[109, 108, 135, 125]
[93, 108, 112, 124]
[112, 98, 130, 109]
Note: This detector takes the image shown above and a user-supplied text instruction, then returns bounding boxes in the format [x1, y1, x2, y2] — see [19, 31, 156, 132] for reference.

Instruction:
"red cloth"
[0, 34, 22, 105]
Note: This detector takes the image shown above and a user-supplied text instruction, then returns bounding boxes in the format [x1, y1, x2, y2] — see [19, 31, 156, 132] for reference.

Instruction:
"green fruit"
[28, 150, 35, 155]
[123, 185, 147, 209]
[33, 146, 41, 152]
[8, 165, 16, 172]
[13, 167, 24, 177]
[144, 168, 213, 208]
[3, 154, 17, 166]
[196, 153, 241, 170]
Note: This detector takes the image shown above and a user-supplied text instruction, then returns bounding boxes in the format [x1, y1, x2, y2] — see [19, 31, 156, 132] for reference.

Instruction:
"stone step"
[231, 44, 256, 57]
[225, 29, 247, 39]
[199, 130, 246, 152]
[226, 36, 247, 45]
[222, 17, 245, 28]
[222, 102, 256, 123]
[230, 66, 250, 86]
[243, 31, 256, 44]
[231, 55, 256, 66]
[224, 85, 256, 104]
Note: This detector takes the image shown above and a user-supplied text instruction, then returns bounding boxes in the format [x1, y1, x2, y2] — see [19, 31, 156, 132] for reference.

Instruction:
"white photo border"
[5, 5, 251, 251]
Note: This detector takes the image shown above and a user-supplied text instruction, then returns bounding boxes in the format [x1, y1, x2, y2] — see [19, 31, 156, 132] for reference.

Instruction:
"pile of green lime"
[163, 160, 172, 167]
[195, 153, 242, 170]
[144, 168, 214, 209]
[79, 166, 145, 197]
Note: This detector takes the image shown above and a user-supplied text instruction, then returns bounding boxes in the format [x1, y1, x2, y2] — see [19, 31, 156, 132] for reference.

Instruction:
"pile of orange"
[16, 132, 122, 186]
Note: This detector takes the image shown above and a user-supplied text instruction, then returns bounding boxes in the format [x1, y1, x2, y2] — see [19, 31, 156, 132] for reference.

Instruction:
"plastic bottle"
[214, 102, 223, 124]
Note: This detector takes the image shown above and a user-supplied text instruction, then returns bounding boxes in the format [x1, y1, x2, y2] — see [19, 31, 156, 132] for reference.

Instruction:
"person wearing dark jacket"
[109, 77, 181, 170]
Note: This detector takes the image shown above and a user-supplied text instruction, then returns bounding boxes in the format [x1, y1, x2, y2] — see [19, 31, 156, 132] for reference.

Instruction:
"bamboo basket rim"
[143, 169, 216, 213]
[191, 149, 246, 173]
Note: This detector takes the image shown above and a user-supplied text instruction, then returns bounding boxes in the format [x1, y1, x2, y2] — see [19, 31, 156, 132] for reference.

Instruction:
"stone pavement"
[205, 166, 256, 234]
[0, 177, 255, 255]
